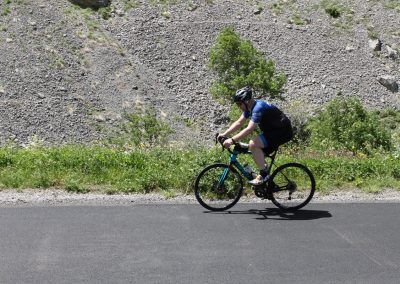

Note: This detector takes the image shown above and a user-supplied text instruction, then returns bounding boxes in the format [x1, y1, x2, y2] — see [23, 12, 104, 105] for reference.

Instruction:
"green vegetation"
[375, 108, 400, 153]
[0, 0, 26, 16]
[123, 0, 140, 11]
[98, 6, 112, 20]
[384, 0, 400, 11]
[317, 0, 354, 30]
[161, 10, 171, 18]
[0, 143, 399, 194]
[269, 0, 296, 15]
[150, 0, 179, 4]
[48, 51, 66, 69]
[208, 27, 286, 102]
[0, 0, 11, 16]
[320, 0, 343, 18]
[367, 25, 379, 39]
[65, 5, 98, 29]
[289, 13, 310, 25]
[0, 145, 222, 193]
[268, 0, 311, 25]
[0, 98, 398, 194]
[109, 107, 173, 148]
[0, 8, 399, 196]
[64, 3, 126, 56]
[307, 97, 392, 155]
[0, 8, 10, 16]
[269, 0, 285, 15]
[284, 152, 400, 192]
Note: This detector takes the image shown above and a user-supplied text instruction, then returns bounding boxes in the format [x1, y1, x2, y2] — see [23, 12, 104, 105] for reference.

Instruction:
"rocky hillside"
[0, 0, 399, 146]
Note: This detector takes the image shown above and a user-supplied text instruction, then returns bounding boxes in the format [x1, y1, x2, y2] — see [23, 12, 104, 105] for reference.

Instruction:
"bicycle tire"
[194, 163, 243, 211]
[269, 163, 315, 211]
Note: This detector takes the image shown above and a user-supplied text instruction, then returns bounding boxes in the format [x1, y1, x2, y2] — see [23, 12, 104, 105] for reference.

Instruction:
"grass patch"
[321, 0, 342, 18]
[282, 151, 400, 192]
[0, 145, 224, 193]
[0, 145, 398, 194]
[0, 0, 26, 16]
[384, 0, 400, 11]
[289, 13, 310, 25]
[123, 0, 140, 11]
[317, 0, 354, 30]
[269, 0, 296, 15]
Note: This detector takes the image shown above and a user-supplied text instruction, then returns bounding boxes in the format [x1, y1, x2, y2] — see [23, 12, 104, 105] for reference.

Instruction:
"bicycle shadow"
[207, 207, 332, 221]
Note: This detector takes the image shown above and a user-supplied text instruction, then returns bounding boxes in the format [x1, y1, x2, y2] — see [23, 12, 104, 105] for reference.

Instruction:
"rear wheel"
[269, 163, 315, 211]
[194, 163, 243, 211]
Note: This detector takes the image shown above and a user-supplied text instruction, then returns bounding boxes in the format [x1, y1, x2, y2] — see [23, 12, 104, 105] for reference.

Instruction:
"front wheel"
[194, 163, 243, 211]
[269, 163, 315, 211]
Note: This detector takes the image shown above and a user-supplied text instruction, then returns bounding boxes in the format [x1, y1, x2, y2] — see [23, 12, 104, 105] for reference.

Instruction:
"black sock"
[260, 169, 268, 178]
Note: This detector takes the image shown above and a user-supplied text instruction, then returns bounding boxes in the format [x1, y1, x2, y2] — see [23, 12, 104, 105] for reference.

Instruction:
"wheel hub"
[287, 181, 297, 193]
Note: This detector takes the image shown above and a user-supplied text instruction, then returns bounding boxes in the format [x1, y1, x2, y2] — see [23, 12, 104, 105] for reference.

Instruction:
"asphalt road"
[0, 203, 399, 284]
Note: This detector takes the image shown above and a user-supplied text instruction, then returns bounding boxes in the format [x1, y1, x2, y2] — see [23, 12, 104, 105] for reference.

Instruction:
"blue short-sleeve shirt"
[243, 100, 275, 123]
[243, 100, 284, 132]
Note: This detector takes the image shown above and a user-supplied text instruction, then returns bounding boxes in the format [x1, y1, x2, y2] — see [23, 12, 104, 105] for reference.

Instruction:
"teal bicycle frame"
[195, 135, 316, 211]
[219, 143, 278, 186]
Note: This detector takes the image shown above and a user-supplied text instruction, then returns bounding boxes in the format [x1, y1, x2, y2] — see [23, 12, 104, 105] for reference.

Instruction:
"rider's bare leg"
[248, 136, 270, 185]
[249, 136, 266, 170]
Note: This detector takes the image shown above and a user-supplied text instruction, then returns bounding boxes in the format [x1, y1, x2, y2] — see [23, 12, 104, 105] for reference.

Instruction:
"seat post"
[266, 149, 278, 167]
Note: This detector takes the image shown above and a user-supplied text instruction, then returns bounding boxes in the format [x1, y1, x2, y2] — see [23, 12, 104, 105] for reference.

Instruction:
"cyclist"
[218, 86, 293, 185]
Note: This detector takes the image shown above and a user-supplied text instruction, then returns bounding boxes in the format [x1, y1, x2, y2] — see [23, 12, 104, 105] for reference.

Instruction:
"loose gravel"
[1, 188, 399, 207]
[1, 0, 399, 146]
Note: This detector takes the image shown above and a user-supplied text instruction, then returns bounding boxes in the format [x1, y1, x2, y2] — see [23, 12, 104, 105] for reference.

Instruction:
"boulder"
[68, 0, 111, 9]
[378, 75, 398, 92]
[253, 7, 263, 15]
[386, 45, 398, 59]
[368, 38, 382, 51]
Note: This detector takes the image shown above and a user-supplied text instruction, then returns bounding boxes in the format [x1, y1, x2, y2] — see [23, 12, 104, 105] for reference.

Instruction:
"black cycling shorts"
[259, 125, 293, 155]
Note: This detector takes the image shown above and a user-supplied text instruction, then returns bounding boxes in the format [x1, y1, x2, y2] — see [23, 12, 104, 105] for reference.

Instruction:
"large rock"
[368, 38, 382, 51]
[386, 45, 398, 59]
[378, 75, 399, 93]
[68, 0, 111, 9]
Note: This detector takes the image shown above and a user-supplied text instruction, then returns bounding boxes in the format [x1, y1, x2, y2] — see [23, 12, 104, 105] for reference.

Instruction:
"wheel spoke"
[195, 164, 243, 211]
[270, 163, 315, 210]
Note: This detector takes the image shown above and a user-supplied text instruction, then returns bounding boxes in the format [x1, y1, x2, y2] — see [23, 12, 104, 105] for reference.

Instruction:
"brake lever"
[215, 133, 227, 151]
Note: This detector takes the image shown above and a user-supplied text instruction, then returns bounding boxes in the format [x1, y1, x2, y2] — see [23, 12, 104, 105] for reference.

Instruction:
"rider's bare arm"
[231, 120, 257, 142]
[221, 114, 247, 137]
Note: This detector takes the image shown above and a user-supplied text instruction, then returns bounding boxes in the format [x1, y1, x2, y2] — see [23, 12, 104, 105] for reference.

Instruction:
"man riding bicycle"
[218, 86, 293, 186]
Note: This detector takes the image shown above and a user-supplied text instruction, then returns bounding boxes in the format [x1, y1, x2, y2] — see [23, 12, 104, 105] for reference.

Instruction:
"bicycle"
[194, 134, 316, 211]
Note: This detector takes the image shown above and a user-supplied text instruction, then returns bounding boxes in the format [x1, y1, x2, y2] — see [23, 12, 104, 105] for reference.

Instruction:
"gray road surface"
[0, 203, 399, 283]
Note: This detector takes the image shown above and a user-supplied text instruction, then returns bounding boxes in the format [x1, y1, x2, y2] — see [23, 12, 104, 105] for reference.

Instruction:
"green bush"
[111, 106, 173, 148]
[208, 27, 287, 102]
[325, 6, 340, 18]
[307, 97, 392, 154]
[320, 0, 342, 18]
[375, 108, 400, 156]
[98, 6, 112, 20]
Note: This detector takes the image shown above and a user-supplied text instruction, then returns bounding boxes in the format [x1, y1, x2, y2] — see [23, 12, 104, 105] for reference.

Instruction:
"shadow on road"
[207, 208, 332, 221]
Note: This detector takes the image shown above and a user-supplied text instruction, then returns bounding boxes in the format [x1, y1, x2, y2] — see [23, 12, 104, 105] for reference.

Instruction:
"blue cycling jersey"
[243, 100, 288, 132]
